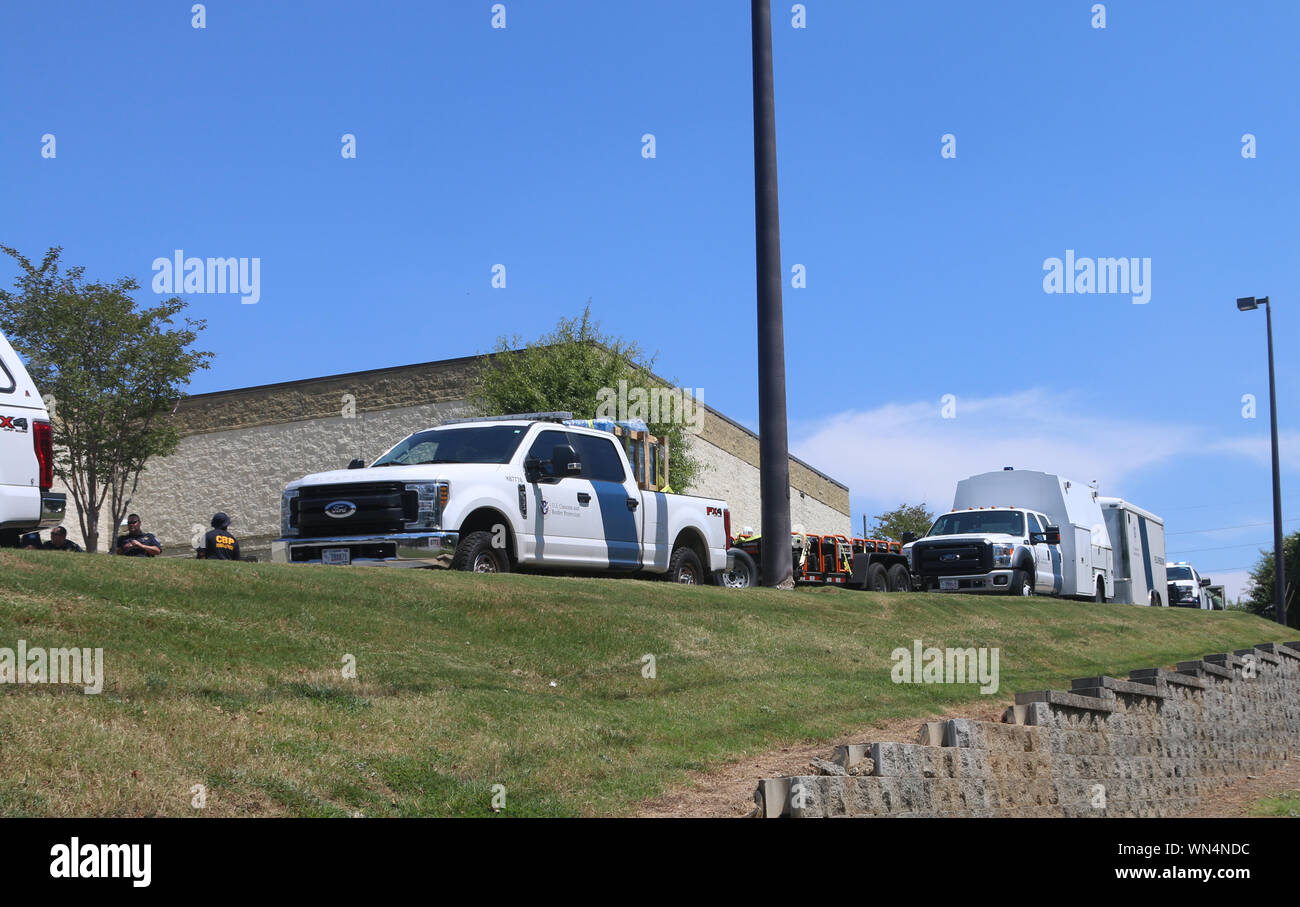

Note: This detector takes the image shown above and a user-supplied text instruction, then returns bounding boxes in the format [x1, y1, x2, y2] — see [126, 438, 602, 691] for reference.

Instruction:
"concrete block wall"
[755, 640, 1300, 818]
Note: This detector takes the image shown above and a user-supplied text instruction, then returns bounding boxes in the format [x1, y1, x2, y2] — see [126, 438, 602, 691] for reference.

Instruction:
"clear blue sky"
[2, 1, 1296, 597]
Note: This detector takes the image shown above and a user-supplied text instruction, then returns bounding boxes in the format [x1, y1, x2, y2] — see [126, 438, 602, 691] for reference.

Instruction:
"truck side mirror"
[1199, 577, 1211, 587]
[347, 458, 365, 469]
[901, 531, 917, 543]
[524, 456, 543, 482]
[552, 444, 582, 477]
[1044, 526, 1061, 545]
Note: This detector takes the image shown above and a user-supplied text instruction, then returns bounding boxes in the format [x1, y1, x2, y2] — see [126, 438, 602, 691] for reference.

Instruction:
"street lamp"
[1237, 295, 1288, 626]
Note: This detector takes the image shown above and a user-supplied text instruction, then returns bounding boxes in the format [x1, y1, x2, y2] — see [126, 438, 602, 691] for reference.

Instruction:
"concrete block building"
[55, 354, 851, 559]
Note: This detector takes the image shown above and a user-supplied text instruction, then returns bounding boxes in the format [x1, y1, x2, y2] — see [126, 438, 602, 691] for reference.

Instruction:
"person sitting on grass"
[41, 526, 82, 551]
[116, 514, 162, 557]
[197, 512, 240, 561]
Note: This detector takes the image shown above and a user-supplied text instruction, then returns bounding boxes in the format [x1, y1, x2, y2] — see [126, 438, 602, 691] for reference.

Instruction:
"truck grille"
[914, 540, 992, 576]
[295, 482, 417, 538]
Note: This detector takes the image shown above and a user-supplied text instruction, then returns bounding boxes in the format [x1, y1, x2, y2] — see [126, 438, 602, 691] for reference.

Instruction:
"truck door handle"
[577, 492, 591, 504]
[626, 498, 638, 511]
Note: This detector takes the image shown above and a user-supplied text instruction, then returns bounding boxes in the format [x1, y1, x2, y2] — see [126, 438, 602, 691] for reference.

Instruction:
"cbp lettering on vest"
[199, 512, 240, 561]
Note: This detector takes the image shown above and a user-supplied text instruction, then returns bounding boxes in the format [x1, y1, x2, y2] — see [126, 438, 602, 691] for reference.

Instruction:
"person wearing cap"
[41, 527, 82, 551]
[116, 514, 162, 557]
[199, 512, 240, 561]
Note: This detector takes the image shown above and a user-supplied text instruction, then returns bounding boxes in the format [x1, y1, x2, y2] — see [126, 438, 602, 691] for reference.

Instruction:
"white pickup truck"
[0, 329, 66, 546]
[271, 414, 732, 583]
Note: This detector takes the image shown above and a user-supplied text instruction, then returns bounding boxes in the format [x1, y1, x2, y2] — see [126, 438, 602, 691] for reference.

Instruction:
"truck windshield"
[372, 425, 528, 466]
[927, 511, 1025, 537]
[1167, 566, 1193, 581]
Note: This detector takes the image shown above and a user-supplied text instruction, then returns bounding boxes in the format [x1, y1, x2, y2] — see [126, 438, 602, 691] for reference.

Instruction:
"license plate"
[939, 578, 958, 591]
[322, 548, 350, 565]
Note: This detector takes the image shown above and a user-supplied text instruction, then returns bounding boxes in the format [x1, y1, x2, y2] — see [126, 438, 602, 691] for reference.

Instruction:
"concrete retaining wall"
[755, 641, 1300, 818]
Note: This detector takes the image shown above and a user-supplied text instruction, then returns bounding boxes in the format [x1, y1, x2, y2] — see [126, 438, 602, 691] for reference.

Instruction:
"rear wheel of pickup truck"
[451, 530, 510, 574]
[667, 547, 703, 585]
[1094, 578, 1106, 603]
[711, 548, 756, 588]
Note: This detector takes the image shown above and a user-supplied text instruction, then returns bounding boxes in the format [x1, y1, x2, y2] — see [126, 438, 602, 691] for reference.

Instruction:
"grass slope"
[0, 550, 1286, 817]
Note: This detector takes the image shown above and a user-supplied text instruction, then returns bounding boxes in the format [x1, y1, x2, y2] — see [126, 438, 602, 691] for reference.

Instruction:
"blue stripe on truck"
[1138, 517, 1154, 593]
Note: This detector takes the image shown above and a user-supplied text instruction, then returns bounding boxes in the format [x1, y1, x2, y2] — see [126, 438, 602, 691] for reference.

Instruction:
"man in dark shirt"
[41, 526, 82, 551]
[200, 512, 240, 561]
[116, 514, 162, 557]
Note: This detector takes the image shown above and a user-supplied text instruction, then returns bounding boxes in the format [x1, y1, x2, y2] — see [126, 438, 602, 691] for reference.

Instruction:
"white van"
[0, 330, 65, 546]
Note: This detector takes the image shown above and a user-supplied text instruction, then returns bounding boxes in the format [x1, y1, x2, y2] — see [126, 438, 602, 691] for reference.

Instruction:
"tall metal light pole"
[751, 0, 793, 587]
[1237, 295, 1288, 626]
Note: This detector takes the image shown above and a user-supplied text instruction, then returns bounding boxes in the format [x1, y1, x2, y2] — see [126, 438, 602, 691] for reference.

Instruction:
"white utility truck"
[1099, 497, 1168, 607]
[910, 468, 1116, 601]
[0, 329, 66, 546]
[271, 413, 731, 583]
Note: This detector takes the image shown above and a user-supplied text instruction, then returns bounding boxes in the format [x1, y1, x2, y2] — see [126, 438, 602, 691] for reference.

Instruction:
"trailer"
[724, 531, 910, 590]
[1098, 497, 1168, 606]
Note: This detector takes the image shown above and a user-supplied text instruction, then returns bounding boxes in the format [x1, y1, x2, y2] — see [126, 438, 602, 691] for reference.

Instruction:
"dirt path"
[634, 705, 1300, 818]
[634, 703, 1008, 818]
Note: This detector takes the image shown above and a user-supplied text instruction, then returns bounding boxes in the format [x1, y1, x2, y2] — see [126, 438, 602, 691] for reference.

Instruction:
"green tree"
[469, 306, 702, 492]
[1244, 530, 1299, 629]
[0, 246, 213, 552]
[870, 502, 935, 542]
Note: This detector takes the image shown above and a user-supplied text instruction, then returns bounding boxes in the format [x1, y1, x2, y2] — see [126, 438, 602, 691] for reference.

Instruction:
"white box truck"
[1098, 497, 1168, 607]
[910, 468, 1115, 601]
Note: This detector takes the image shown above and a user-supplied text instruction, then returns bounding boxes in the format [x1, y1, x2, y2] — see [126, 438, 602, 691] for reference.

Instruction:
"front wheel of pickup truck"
[451, 531, 510, 574]
[1008, 569, 1034, 597]
[667, 547, 703, 585]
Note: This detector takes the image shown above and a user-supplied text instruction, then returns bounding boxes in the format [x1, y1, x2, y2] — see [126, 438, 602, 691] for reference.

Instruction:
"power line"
[1158, 494, 1300, 515]
[1168, 541, 1272, 555]
[1167, 517, 1300, 536]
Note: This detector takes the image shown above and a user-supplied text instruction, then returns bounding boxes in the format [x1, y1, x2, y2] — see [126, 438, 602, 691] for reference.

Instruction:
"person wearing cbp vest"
[198, 512, 240, 561]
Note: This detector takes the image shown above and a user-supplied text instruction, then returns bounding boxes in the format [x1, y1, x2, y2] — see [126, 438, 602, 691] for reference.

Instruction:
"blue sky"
[2, 1, 1296, 598]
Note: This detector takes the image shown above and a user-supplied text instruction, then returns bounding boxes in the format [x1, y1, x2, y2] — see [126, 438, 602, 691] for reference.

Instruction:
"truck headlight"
[404, 482, 447, 530]
[281, 489, 300, 537]
[992, 543, 1014, 567]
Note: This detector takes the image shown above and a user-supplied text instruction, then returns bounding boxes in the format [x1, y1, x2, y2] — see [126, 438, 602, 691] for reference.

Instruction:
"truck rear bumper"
[924, 569, 1013, 593]
[39, 492, 66, 528]
[271, 531, 460, 567]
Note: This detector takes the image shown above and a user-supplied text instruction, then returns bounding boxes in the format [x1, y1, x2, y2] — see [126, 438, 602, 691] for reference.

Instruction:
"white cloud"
[791, 389, 1199, 513]
[1204, 433, 1300, 471]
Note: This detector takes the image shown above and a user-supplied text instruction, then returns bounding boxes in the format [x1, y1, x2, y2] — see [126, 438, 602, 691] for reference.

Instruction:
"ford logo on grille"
[940, 553, 960, 562]
[325, 501, 357, 518]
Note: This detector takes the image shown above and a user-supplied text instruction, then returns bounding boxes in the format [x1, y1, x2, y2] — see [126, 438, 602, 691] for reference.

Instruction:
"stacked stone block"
[755, 640, 1300, 817]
